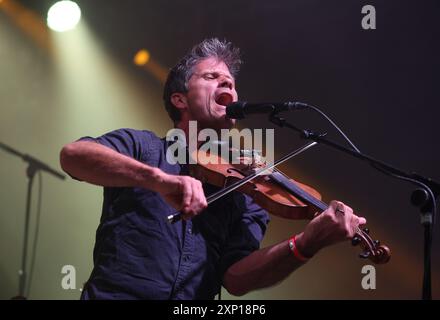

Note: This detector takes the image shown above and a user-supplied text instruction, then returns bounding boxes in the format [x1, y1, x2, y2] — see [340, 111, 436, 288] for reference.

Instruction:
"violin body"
[190, 150, 320, 220]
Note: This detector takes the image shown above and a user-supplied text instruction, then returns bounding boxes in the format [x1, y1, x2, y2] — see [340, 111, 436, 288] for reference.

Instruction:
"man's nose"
[218, 76, 233, 90]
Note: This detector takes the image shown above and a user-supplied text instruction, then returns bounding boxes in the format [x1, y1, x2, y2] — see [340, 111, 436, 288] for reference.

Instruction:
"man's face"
[184, 57, 238, 130]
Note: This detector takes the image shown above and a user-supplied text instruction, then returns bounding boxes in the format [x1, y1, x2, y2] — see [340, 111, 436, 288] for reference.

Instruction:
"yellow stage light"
[134, 49, 151, 66]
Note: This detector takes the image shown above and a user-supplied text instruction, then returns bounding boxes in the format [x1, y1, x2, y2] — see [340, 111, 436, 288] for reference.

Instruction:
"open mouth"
[215, 92, 234, 106]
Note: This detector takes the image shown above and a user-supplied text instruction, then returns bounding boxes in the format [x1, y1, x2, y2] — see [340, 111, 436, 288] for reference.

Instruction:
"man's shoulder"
[114, 128, 160, 138]
[106, 128, 164, 144]
[88, 128, 167, 158]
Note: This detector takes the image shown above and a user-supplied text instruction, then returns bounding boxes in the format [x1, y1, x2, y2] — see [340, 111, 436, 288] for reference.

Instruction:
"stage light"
[47, 1, 81, 32]
[134, 49, 151, 66]
[132, 49, 168, 84]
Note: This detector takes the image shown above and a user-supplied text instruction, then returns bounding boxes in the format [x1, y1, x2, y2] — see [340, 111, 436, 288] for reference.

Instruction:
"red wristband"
[288, 235, 309, 262]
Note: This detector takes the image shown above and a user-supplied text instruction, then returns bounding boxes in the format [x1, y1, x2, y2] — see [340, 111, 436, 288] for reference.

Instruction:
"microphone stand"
[0, 142, 65, 299]
[269, 114, 438, 300]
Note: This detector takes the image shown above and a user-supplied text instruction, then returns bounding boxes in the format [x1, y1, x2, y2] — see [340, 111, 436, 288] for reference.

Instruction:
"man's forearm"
[223, 234, 309, 296]
[60, 141, 162, 190]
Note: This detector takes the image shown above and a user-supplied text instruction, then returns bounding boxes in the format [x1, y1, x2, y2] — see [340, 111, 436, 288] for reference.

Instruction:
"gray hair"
[163, 38, 242, 125]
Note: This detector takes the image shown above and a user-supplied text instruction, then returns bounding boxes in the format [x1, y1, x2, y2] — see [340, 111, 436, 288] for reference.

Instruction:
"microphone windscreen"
[226, 102, 246, 119]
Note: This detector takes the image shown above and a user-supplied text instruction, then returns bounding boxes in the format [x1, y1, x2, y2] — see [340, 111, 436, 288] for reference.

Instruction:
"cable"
[306, 104, 361, 153]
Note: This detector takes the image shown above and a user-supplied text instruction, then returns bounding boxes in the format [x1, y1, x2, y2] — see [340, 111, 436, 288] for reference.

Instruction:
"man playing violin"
[60, 38, 367, 299]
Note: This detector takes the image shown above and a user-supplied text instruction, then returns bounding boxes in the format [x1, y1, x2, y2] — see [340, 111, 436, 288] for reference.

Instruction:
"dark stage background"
[0, 0, 439, 299]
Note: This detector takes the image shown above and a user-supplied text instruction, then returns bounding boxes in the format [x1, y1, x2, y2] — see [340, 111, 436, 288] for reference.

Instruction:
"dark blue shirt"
[79, 128, 270, 300]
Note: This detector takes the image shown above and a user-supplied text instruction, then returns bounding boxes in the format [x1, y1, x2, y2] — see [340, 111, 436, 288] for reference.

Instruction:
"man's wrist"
[288, 234, 309, 262]
[293, 232, 316, 259]
[142, 166, 166, 191]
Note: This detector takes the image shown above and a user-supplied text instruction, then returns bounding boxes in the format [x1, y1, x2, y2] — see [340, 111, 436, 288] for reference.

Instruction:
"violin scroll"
[352, 227, 391, 264]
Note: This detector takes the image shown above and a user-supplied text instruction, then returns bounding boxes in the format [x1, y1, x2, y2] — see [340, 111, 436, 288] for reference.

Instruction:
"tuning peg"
[374, 240, 380, 246]
[362, 228, 370, 234]
[352, 236, 361, 246]
[359, 251, 371, 259]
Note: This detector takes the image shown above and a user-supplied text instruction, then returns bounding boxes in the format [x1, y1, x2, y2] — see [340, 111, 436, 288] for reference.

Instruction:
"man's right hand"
[153, 171, 208, 220]
[60, 141, 207, 220]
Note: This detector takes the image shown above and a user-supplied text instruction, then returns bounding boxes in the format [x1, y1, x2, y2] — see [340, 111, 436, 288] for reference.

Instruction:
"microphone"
[226, 101, 309, 119]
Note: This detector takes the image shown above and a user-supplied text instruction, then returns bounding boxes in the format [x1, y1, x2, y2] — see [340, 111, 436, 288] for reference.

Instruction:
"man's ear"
[171, 93, 189, 111]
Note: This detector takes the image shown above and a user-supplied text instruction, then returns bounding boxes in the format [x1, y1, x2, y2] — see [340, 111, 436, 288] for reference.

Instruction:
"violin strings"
[272, 167, 329, 210]
[273, 169, 366, 238]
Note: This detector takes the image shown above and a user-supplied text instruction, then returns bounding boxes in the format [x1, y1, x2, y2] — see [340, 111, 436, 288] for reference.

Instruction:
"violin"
[169, 145, 391, 264]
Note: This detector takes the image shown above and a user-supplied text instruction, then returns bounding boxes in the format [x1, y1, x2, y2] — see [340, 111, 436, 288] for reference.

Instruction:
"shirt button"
[188, 228, 192, 234]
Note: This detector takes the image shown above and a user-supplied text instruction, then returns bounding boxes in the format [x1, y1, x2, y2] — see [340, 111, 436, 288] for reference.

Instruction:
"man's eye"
[204, 74, 216, 80]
